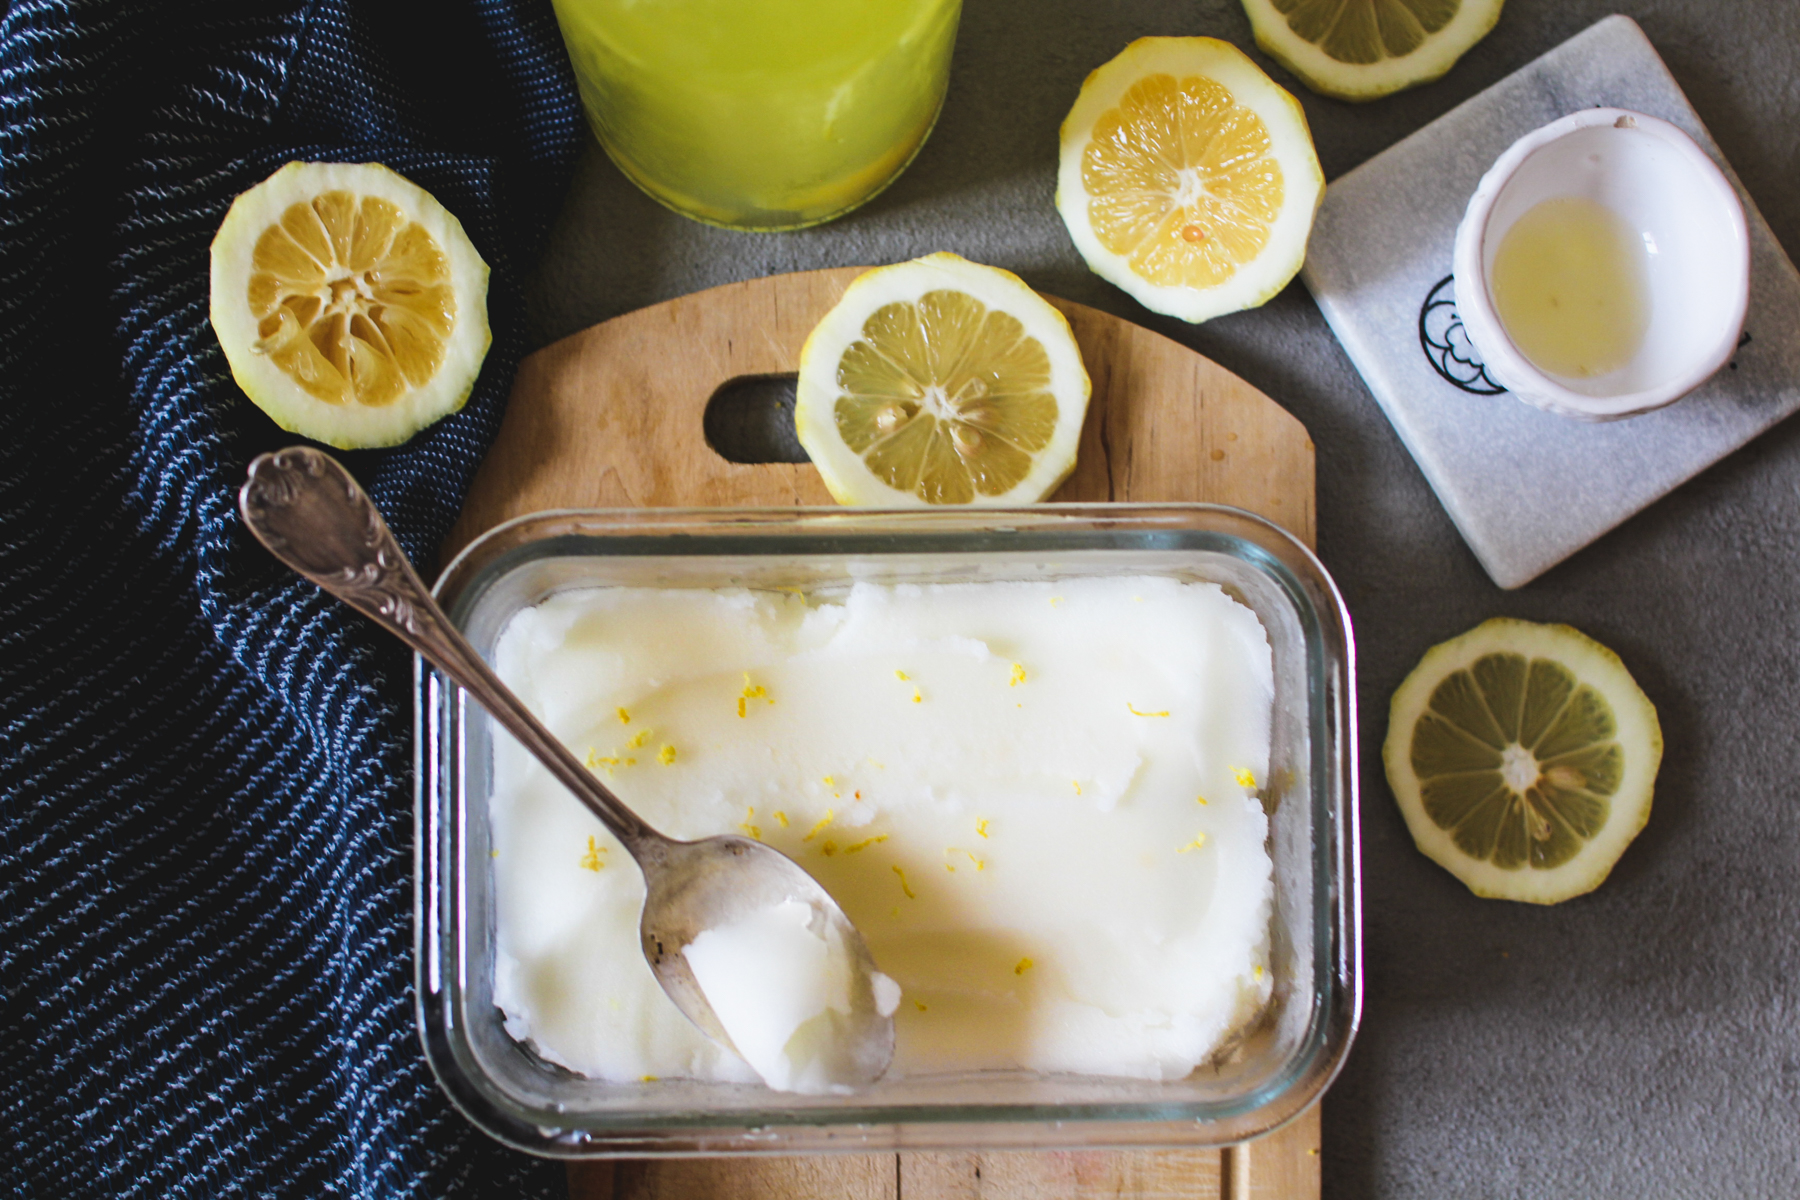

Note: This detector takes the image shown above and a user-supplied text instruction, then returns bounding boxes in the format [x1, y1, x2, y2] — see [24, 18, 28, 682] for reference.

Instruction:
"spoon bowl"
[239, 445, 895, 1090]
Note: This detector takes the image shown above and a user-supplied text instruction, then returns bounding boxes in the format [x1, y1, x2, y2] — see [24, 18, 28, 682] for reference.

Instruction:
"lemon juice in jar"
[551, 0, 961, 231]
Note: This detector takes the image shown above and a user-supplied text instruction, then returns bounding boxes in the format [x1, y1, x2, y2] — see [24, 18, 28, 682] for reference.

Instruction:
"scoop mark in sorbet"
[681, 898, 901, 1095]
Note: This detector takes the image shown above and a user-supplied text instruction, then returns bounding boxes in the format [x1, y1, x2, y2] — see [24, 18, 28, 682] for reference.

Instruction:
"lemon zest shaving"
[914, 1001, 928, 1012]
[616, 707, 631, 724]
[1010, 662, 1027, 686]
[912, 688, 923, 704]
[1234, 766, 1257, 788]
[893, 865, 916, 899]
[739, 807, 762, 841]
[640, 1074, 658, 1083]
[628, 728, 651, 749]
[737, 697, 747, 719]
[976, 818, 990, 839]
[1015, 957, 1034, 975]
[804, 810, 834, 841]
[579, 836, 606, 872]
[1072, 780, 1082, 795]
[820, 839, 839, 856]
[1254, 964, 1265, 980]
[845, 834, 888, 853]
[774, 811, 789, 828]
[965, 850, 986, 870]
[822, 775, 835, 785]
[1196, 794, 1209, 806]
[894, 670, 910, 681]
[1178, 831, 1208, 853]
[1127, 703, 1170, 717]
[657, 744, 676, 765]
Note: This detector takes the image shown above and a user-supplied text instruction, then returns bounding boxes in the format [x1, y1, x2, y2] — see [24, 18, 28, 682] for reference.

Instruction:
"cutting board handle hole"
[703, 374, 812, 465]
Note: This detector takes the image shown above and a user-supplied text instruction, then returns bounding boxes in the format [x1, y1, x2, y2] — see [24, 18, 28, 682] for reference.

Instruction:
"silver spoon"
[239, 446, 895, 1090]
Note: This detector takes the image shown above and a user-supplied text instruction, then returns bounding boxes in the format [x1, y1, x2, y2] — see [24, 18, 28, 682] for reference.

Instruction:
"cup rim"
[1451, 107, 1749, 421]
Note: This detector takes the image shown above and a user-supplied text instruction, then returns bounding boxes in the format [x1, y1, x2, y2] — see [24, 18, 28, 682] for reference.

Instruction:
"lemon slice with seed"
[1055, 37, 1323, 325]
[794, 253, 1090, 506]
[1384, 618, 1662, 905]
[210, 161, 491, 449]
[1241, 0, 1505, 102]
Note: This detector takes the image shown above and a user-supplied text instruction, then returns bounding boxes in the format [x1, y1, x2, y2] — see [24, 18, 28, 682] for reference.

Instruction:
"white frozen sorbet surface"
[681, 898, 897, 1095]
[490, 577, 1276, 1084]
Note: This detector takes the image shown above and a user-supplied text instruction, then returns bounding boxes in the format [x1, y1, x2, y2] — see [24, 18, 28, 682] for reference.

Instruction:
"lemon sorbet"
[488, 577, 1277, 1085]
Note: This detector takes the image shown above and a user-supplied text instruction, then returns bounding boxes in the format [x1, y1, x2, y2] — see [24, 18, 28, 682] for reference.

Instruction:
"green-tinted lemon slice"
[1384, 618, 1661, 904]
[1240, 0, 1505, 102]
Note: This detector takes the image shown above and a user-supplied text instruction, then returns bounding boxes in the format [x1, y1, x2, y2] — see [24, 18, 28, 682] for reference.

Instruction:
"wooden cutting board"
[448, 266, 1322, 1200]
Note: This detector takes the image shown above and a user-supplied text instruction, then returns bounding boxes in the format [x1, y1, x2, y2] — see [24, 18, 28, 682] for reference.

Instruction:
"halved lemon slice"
[1241, 0, 1505, 102]
[794, 253, 1090, 506]
[1056, 37, 1323, 325]
[1384, 618, 1662, 905]
[210, 161, 491, 449]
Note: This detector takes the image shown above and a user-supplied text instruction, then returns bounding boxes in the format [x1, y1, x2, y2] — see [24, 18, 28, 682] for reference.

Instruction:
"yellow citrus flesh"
[1281, 0, 1461, 64]
[835, 291, 1060, 504]
[249, 191, 455, 407]
[1241, 0, 1505, 102]
[1384, 618, 1661, 904]
[1056, 38, 1322, 325]
[1084, 73, 1283, 292]
[795, 253, 1090, 508]
[210, 162, 490, 449]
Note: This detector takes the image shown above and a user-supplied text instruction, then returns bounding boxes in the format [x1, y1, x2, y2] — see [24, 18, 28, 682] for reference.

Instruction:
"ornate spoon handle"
[239, 446, 658, 852]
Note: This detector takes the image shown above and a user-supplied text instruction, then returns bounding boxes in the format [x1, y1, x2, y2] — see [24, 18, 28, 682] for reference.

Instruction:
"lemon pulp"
[1083, 73, 1283, 291]
[1412, 651, 1621, 870]
[1240, 0, 1503, 102]
[250, 191, 455, 408]
[834, 291, 1059, 504]
[1273, 0, 1460, 65]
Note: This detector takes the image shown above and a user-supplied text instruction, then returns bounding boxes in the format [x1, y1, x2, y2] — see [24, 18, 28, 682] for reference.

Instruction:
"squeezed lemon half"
[210, 161, 491, 449]
[1240, 0, 1505, 102]
[1384, 618, 1661, 904]
[1056, 37, 1323, 325]
[794, 253, 1090, 506]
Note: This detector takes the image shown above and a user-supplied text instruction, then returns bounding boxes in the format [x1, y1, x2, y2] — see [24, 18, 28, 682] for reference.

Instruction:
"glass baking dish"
[415, 504, 1359, 1157]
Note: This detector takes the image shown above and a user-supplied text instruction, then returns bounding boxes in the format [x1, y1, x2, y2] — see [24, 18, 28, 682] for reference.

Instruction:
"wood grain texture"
[448, 267, 1319, 1200]
[447, 267, 1313, 558]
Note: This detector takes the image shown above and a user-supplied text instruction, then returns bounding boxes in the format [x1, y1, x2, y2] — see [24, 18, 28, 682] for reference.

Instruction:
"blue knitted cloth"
[1, 1, 581, 1194]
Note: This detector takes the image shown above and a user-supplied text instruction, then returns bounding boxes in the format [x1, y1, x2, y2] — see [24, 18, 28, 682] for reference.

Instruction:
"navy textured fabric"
[2, 1, 581, 1194]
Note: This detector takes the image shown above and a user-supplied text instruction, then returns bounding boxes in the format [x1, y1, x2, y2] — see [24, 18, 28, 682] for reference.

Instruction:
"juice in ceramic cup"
[551, 0, 961, 231]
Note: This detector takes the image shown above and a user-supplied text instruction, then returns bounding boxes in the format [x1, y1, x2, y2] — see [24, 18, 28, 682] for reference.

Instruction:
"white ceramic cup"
[1452, 108, 1749, 421]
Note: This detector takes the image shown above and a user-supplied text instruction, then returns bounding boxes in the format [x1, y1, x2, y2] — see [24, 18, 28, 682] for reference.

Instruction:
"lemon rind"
[1241, 0, 1505, 103]
[1383, 617, 1662, 905]
[1055, 37, 1325, 325]
[209, 161, 492, 450]
[795, 252, 1092, 508]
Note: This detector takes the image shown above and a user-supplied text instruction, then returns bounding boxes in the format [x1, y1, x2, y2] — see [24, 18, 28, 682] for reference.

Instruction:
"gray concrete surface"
[524, 3, 1800, 1195]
